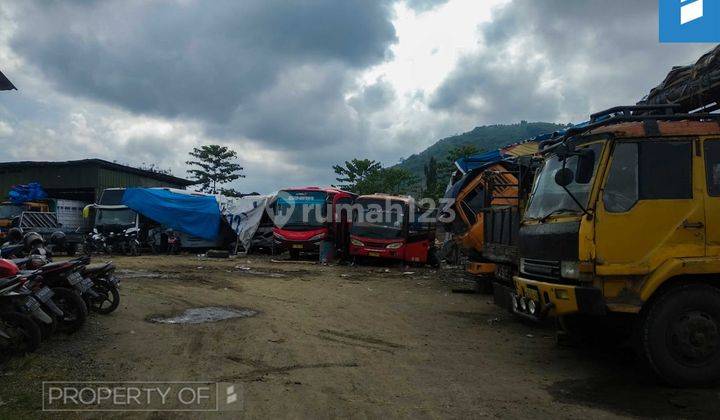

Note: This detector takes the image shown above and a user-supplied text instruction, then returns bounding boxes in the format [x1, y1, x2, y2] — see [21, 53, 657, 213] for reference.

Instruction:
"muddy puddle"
[148, 307, 259, 324]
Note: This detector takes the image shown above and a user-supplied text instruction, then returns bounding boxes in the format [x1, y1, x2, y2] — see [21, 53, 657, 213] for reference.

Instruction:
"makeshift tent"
[218, 195, 273, 251]
[122, 188, 221, 240]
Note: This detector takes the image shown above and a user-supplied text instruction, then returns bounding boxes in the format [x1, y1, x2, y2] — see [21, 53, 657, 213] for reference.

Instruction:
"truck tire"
[641, 284, 720, 387]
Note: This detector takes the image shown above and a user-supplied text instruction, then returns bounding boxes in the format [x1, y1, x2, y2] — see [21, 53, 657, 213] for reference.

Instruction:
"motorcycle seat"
[39, 261, 70, 271]
[10, 258, 29, 268]
[83, 262, 114, 275]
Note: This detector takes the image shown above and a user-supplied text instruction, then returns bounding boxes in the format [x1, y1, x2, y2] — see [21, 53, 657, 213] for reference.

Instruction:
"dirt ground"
[2, 254, 720, 419]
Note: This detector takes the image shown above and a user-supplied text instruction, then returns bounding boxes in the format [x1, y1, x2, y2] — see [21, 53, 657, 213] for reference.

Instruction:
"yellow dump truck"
[509, 104, 720, 386]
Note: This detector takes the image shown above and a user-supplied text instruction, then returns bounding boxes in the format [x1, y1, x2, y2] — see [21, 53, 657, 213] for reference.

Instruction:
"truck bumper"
[466, 261, 496, 276]
[512, 276, 606, 319]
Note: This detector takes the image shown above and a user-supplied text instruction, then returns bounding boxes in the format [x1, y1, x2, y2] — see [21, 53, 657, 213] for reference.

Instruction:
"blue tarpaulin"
[122, 188, 221, 240]
[9, 182, 47, 203]
[454, 150, 503, 173]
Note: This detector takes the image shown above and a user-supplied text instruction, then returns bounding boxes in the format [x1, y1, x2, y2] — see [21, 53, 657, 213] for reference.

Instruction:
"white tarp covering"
[219, 195, 273, 251]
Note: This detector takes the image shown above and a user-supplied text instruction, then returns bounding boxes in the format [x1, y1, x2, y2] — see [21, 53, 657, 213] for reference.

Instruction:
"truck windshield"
[274, 191, 327, 229]
[525, 142, 604, 220]
[96, 208, 137, 226]
[351, 199, 405, 239]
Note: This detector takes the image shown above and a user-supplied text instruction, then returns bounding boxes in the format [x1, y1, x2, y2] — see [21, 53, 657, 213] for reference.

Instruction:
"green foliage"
[395, 121, 567, 181]
[219, 188, 259, 197]
[421, 145, 480, 200]
[424, 156, 438, 195]
[333, 159, 417, 196]
[332, 159, 383, 192]
[186, 145, 245, 193]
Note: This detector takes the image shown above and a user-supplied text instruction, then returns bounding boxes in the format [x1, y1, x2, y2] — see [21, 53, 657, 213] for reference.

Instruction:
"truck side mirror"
[554, 168, 574, 187]
[575, 149, 596, 184]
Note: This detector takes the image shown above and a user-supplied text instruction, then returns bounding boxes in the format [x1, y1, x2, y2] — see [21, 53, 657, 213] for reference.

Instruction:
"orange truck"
[442, 143, 539, 289]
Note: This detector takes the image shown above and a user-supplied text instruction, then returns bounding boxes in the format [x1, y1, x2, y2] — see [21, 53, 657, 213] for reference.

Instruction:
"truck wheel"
[641, 284, 720, 387]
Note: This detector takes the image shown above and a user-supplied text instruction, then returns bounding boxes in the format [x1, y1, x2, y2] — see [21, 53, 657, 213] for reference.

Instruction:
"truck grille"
[521, 258, 560, 281]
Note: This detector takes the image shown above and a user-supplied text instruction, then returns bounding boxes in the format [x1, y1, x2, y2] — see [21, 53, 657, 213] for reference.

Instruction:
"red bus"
[349, 194, 437, 266]
[271, 187, 356, 259]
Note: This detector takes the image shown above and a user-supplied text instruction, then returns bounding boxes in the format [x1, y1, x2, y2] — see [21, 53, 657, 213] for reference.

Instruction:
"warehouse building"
[0, 159, 194, 202]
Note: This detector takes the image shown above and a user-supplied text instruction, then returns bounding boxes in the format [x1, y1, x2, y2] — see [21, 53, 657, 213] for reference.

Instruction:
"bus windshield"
[351, 199, 405, 239]
[273, 190, 328, 229]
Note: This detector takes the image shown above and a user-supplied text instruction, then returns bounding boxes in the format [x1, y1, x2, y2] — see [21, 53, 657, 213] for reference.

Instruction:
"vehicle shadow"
[546, 341, 720, 419]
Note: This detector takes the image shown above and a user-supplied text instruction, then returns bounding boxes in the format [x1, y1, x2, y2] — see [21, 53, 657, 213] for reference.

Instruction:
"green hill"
[395, 121, 568, 178]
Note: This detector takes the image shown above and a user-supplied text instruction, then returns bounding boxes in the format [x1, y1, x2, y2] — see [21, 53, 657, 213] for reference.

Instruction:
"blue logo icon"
[660, 0, 720, 42]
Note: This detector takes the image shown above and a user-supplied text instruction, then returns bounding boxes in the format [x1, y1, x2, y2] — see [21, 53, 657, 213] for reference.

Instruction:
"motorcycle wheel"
[36, 312, 57, 340]
[89, 283, 120, 315]
[0, 312, 42, 355]
[51, 287, 88, 334]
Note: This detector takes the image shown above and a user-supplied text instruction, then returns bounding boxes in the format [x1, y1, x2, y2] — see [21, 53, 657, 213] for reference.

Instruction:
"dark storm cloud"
[10, 0, 397, 123]
[430, 0, 710, 123]
[348, 78, 396, 114]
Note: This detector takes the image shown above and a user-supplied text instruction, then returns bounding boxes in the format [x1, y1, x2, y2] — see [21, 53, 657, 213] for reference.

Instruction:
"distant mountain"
[395, 121, 569, 179]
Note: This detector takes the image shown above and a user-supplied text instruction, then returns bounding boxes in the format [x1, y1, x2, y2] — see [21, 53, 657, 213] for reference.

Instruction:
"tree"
[422, 144, 482, 199]
[332, 159, 418, 196]
[423, 156, 438, 198]
[186, 145, 245, 193]
[219, 187, 259, 197]
[332, 159, 382, 192]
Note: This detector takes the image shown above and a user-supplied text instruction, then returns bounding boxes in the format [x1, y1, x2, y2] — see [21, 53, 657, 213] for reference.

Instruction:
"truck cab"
[349, 194, 436, 265]
[271, 187, 356, 259]
[511, 105, 720, 386]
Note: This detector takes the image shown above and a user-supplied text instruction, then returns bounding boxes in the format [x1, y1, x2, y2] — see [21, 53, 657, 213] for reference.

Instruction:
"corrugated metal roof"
[0, 158, 193, 186]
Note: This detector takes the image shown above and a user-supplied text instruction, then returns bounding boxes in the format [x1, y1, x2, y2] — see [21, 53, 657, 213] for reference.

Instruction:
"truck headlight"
[309, 233, 326, 241]
[528, 299, 538, 315]
[386, 242, 403, 250]
[351, 238, 364, 247]
[561, 261, 580, 279]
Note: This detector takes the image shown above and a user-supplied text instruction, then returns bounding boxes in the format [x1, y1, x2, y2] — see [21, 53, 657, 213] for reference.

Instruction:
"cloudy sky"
[0, 0, 712, 193]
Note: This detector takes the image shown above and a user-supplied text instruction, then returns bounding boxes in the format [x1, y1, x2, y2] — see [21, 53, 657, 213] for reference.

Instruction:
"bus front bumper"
[511, 276, 606, 320]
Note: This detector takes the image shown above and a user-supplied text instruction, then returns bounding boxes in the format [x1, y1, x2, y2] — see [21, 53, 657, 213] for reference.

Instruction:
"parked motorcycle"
[0, 270, 50, 351]
[121, 227, 141, 256]
[12, 257, 89, 333]
[167, 230, 181, 255]
[81, 261, 120, 314]
[0, 309, 41, 360]
[84, 229, 109, 255]
[16, 253, 120, 316]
